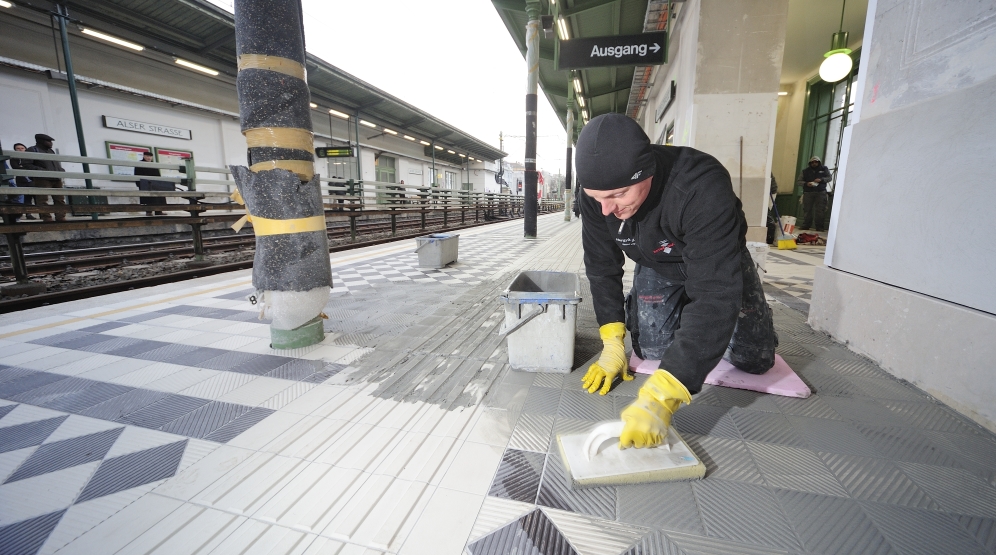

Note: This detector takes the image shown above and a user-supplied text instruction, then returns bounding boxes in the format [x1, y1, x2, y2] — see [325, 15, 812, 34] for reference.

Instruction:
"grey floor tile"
[118, 312, 168, 323]
[28, 331, 95, 347]
[859, 501, 989, 555]
[116, 394, 210, 430]
[5, 427, 123, 483]
[672, 405, 741, 440]
[202, 407, 274, 443]
[897, 462, 996, 519]
[76, 440, 187, 503]
[0, 372, 70, 399]
[797, 368, 864, 398]
[41, 383, 135, 413]
[847, 377, 930, 402]
[536, 451, 615, 519]
[786, 416, 880, 457]
[102, 339, 170, 357]
[620, 529, 687, 555]
[774, 489, 897, 555]
[264, 359, 327, 381]
[854, 425, 965, 467]
[81, 389, 169, 421]
[557, 389, 616, 421]
[0, 403, 17, 420]
[522, 387, 562, 416]
[880, 401, 982, 434]
[158, 401, 251, 439]
[0, 510, 66, 555]
[820, 453, 941, 509]
[729, 409, 808, 448]
[196, 351, 262, 371]
[712, 389, 782, 413]
[166, 347, 230, 367]
[227, 354, 295, 376]
[663, 529, 792, 555]
[133, 343, 202, 362]
[467, 508, 578, 555]
[77, 336, 148, 354]
[0, 367, 35, 385]
[692, 480, 803, 551]
[822, 357, 889, 379]
[684, 435, 765, 485]
[747, 443, 849, 497]
[772, 394, 840, 420]
[488, 448, 545, 503]
[775, 342, 812, 359]
[955, 514, 996, 554]
[10, 377, 96, 405]
[508, 414, 555, 453]
[76, 322, 129, 334]
[617, 481, 705, 535]
[0, 416, 68, 453]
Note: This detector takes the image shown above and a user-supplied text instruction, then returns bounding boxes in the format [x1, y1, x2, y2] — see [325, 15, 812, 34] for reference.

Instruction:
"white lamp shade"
[820, 52, 853, 83]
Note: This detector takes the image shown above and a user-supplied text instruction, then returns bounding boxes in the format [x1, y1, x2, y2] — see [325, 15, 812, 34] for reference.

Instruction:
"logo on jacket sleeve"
[653, 240, 674, 254]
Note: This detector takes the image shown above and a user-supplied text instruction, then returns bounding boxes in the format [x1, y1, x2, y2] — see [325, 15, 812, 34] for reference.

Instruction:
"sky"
[207, 0, 569, 174]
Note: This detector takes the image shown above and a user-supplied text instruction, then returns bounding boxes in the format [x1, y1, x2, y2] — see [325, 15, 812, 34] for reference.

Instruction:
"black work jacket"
[580, 145, 747, 393]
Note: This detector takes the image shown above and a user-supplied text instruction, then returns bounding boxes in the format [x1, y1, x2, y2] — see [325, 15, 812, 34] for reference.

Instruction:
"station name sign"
[102, 116, 192, 140]
[315, 146, 355, 158]
[558, 31, 667, 70]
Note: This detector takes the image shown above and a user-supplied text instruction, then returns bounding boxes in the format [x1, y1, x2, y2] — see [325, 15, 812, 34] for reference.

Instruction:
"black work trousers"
[625, 249, 778, 374]
[801, 191, 828, 231]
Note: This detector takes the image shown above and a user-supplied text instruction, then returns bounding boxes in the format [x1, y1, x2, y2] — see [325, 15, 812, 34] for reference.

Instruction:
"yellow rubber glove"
[582, 322, 633, 395]
[619, 369, 692, 449]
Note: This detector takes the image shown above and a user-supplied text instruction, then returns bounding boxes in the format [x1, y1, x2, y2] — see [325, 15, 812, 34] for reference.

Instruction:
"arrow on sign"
[651, 43, 661, 53]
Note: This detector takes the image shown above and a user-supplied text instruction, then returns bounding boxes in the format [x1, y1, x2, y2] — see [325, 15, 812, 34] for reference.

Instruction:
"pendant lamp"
[819, 0, 853, 83]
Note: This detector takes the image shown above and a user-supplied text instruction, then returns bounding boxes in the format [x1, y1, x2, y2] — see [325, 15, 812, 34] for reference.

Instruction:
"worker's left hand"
[619, 369, 692, 449]
[583, 322, 633, 395]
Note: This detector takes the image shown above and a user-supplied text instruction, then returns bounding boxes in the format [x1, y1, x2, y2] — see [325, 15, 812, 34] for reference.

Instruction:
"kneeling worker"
[576, 114, 777, 449]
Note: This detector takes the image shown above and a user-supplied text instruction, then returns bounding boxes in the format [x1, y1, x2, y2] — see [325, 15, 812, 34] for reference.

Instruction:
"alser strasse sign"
[102, 116, 193, 140]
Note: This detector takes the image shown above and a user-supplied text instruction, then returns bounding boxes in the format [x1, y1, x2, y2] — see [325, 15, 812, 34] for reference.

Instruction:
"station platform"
[1, 213, 995, 555]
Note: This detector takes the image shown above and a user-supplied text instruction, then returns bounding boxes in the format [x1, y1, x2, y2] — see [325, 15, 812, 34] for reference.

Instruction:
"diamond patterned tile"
[880, 401, 982, 434]
[557, 390, 616, 422]
[40, 383, 135, 414]
[0, 416, 68, 454]
[683, 435, 765, 484]
[203, 407, 275, 443]
[158, 401, 252, 439]
[854, 425, 964, 467]
[772, 394, 841, 419]
[0, 372, 70, 400]
[617, 481, 705, 534]
[774, 490, 896, 555]
[9, 377, 96, 405]
[264, 359, 328, 381]
[28, 331, 93, 347]
[620, 530, 687, 555]
[508, 414, 555, 454]
[132, 343, 202, 363]
[80, 389, 168, 422]
[955, 514, 996, 554]
[116, 394, 210, 429]
[228, 355, 295, 376]
[77, 336, 148, 355]
[820, 453, 940, 509]
[786, 416, 880, 457]
[897, 462, 996, 519]
[196, 351, 262, 371]
[672, 405, 741, 440]
[0, 510, 66, 555]
[487, 448, 545, 504]
[536, 451, 615, 520]
[466, 508, 578, 555]
[746, 442, 848, 497]
[76, 440, 187, 503]
[165, 347, 230, 367]
[860, 502, 988, 555]
[692, 480, 803, 551]
[76, 322, 129, 334]
[522, 387, 562, 416]
[0, 404, 17, 421]
[729, 409, 808, 448]
[4, 427, 123, 483]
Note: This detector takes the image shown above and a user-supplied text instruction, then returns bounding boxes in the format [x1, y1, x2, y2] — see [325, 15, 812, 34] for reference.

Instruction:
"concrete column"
[523, 0, 540, 238]
[691, 0, 788, 242]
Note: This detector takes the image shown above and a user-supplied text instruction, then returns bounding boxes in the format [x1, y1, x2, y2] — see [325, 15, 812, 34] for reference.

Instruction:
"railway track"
[0, 211, 541, 313]
[0, 214, 466, 277]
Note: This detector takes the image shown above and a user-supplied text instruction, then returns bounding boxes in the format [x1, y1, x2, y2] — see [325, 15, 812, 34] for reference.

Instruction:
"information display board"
[316, 146, 355, 158]
[154, 147, 193, 178]
[106, 141, 152, 176]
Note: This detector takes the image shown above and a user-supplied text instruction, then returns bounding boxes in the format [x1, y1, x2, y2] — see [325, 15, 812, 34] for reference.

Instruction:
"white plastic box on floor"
[499, 271, 581, 373]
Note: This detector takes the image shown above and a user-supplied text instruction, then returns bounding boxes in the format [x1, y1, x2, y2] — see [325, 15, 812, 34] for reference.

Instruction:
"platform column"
[523, 0, 540, 238]
[564, 77, 575, 222]
[0, 229, 46, 297]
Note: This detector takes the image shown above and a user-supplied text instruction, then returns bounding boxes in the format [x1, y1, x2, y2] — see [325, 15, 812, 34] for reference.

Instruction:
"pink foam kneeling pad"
[628, 353, 811, 399]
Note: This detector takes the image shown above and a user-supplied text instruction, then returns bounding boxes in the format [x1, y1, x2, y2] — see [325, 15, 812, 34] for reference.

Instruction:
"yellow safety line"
[237, 53, 306, 80]
[0, 280, 252, 339]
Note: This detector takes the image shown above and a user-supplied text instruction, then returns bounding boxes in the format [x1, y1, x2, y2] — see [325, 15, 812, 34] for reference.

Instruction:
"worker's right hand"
[619, 369, 692, 449]
[582, 322, 632, 395]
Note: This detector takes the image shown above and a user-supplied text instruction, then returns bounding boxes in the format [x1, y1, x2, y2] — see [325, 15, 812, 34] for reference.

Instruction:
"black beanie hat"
[35, 133, 54, 142]
[575, 113, 655, 191]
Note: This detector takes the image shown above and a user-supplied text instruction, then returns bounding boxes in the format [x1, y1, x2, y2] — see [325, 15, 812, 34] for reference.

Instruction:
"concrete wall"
[771, 78, 807, 193]
[812, 0, 996, 430]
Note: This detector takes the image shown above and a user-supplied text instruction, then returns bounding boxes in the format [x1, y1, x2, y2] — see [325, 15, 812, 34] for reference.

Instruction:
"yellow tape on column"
[244, 127, 315, 153]
[237, 54, 306, 80]
[250, 215, 326, 236]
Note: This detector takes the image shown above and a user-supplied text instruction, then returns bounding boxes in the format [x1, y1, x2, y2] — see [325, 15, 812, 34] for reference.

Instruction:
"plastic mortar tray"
[499, 271, 581, 373]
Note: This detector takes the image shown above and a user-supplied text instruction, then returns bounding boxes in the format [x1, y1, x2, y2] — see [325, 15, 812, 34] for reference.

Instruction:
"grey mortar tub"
[499, 271, 582, 373]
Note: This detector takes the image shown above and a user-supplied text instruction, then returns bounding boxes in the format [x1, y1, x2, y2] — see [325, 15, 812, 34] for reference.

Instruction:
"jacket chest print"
[652, 240, 675, 254]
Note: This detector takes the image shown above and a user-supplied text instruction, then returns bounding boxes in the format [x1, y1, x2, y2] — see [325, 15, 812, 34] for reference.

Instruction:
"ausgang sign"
[102, 116, 192, 140]
[558, 31, 667, 70]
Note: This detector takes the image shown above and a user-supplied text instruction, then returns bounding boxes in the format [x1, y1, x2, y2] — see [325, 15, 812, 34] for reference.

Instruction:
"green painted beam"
[561, 0, 620, 18]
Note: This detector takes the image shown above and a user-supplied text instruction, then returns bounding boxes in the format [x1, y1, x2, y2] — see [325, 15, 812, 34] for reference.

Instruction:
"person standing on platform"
[798, 156, 831, 231]
[23, 134, 67, 222]
[575, 113, 777, 449]
[134, 150, 165, 216]
[10, 144, 36, 220]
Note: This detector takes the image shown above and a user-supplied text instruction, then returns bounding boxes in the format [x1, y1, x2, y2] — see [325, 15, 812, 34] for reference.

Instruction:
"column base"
[270, 316, 325, 349]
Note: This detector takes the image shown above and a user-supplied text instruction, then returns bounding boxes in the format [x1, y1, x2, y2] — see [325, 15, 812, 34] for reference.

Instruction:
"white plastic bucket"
[780, 216, 796, 235]
[746, 242, 769, 274]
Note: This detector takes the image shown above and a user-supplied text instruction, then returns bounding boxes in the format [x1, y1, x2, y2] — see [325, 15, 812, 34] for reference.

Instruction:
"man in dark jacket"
[798, 156, 831, 231]
[134, 150, 166, 216]
[577, 113, 777, 449]
[23, 134, 66, 221]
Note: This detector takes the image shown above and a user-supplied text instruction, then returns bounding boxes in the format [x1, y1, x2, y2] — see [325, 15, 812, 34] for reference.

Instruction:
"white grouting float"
[230, 0, 333, 349]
